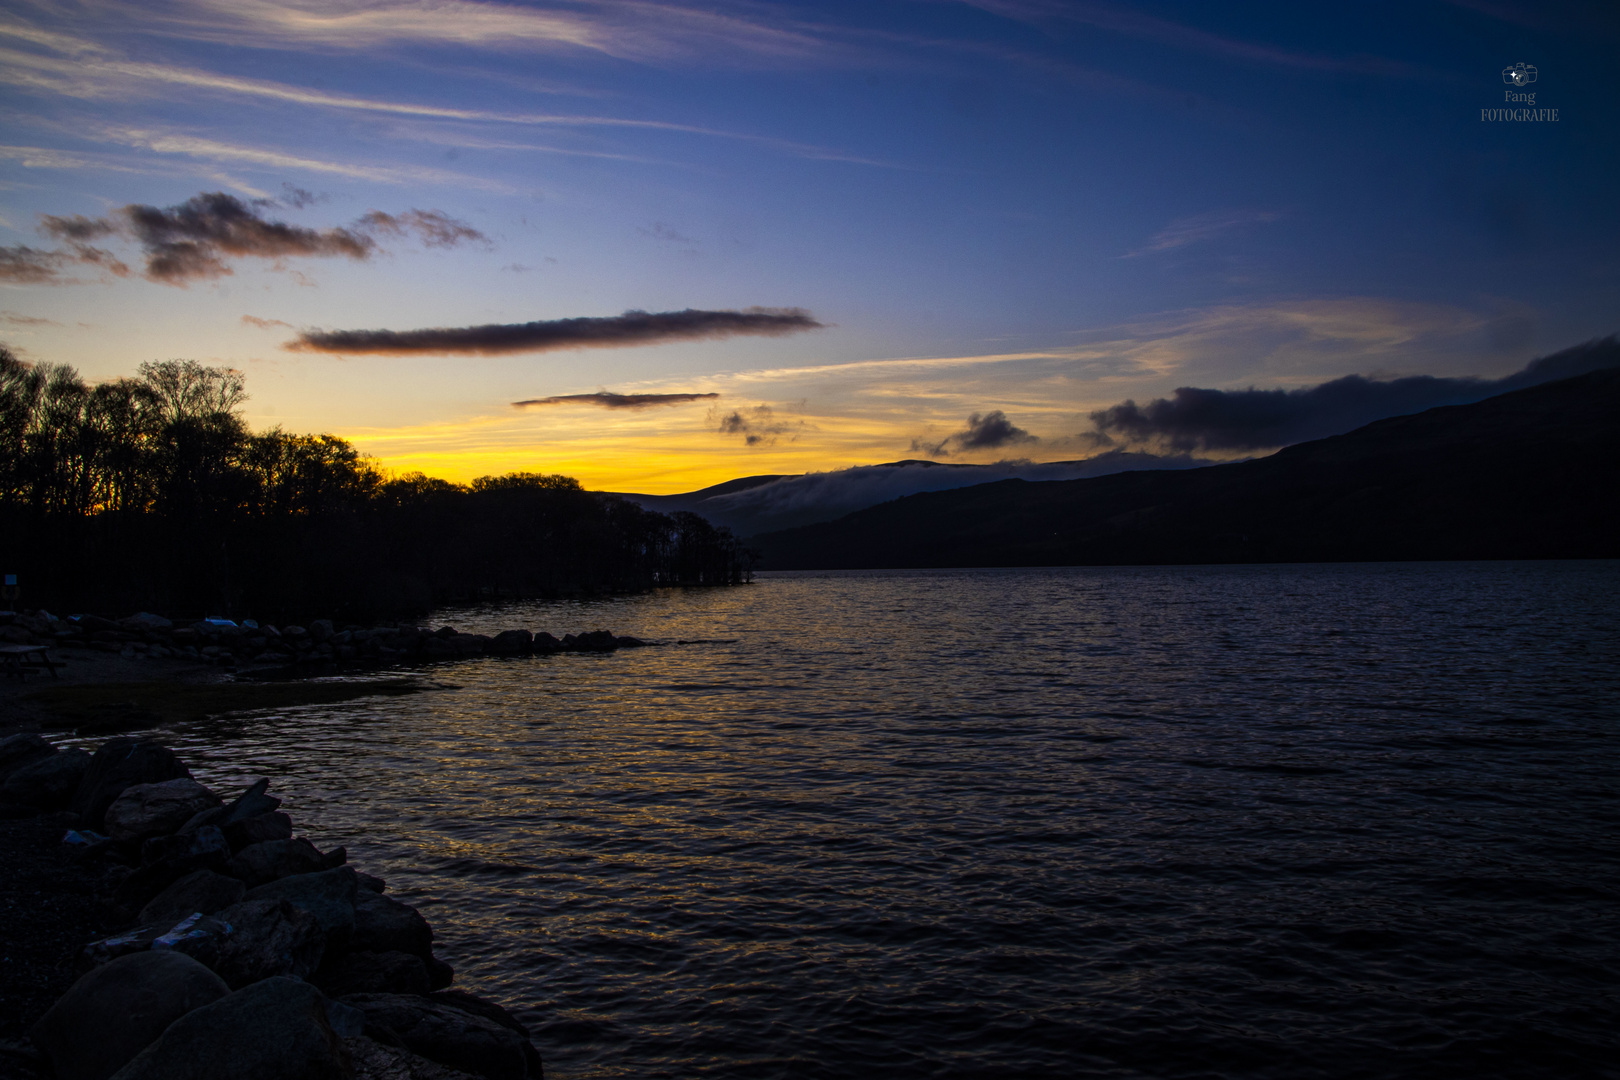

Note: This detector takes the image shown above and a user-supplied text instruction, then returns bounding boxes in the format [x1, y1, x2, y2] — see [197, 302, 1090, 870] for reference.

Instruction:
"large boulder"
[488, 629, 532, 656]
[209, 897, 326, 989]
[180, 778, 281, 836]
[33, 950, 230, 1080]
[1, 747, 91, 809]
[352, 887, 433, 958]
[315, 950, 430, 997]
[107, 976, 349, 1080]
[0, 732, 55, 780]
[71, 741, 191, 831]
[138, 870, 246, 926]
[346, 1036, 482, 1080]
[223, 810, 292, 851]
[429, 992, 545, 1080]
[105, 778, 221, 842]
[114, 827, 231, 914]
[119, 612, 173, 631]
[225, 837, 327, 887]
[244, 866, 357, 940]
[339, 993, 533, 1080]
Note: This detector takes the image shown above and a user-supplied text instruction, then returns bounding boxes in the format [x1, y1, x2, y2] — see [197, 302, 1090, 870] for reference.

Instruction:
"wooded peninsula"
[0, 350, 752, 621]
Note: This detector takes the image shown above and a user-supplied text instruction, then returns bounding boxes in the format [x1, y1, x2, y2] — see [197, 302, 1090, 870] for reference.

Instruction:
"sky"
[2, 0, 1616, 493]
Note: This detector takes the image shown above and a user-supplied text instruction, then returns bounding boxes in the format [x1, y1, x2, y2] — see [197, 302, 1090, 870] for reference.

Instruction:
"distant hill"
[750, 368, 1620, 569]
[608, 453, 1205, 536]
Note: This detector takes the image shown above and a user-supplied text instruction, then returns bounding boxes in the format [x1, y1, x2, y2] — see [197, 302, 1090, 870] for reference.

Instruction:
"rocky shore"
[3, 609, 648, 671]
[0, 732, 543, 1080]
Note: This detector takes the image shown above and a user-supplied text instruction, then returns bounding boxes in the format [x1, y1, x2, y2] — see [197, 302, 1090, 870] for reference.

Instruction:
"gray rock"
[339, 993, 532, 1080]
[178, 777, 281, 836]
[119, 613, 173, 631]
[356, 871, 387, 894]
[105, 779, 221, 842]
[245, 866, 357, 939]
[34, 950, 230, 1080]
[352, 887, 433, 958]
[138, 869, 246, 926]
[223, 810, 292, 851]
[309, 619, 335, 642]
[531, 633, 562, 654]
[71, 741, 192, 831]
[225, 837, 326, 887]
[345, 1035, 483, 1080]
[1, 747, 90, 809]
[316, 950, 430, 997]
[209, 897, 326, 989]
[115, 827, 232, 914]
[0, 732, 55, 781]
[107, 976, 348, 1080]
[488, 630, 532, 655]
[428, 992, 544, 1079]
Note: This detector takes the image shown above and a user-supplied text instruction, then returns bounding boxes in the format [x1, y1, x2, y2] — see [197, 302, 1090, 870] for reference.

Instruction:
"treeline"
[0, 349, 751, 620]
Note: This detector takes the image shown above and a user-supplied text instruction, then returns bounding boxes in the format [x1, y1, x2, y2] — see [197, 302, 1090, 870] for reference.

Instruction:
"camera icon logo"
[1503, 63, 1537, 86]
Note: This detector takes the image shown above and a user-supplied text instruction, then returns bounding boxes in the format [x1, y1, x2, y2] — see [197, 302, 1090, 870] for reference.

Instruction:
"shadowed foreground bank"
[752, 368, 1620, 569]
[0, 732, 542, 1079]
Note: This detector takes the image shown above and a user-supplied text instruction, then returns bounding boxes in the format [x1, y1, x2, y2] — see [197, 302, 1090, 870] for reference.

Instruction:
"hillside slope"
[752, 368, 1620, 569]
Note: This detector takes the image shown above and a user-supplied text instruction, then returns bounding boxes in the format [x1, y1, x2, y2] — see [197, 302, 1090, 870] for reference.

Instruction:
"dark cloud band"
[23, 192, 485, 287]
[1088, 336, 1620, 452]
[514, 391, 720, 409]
[289, 308, 823, 356]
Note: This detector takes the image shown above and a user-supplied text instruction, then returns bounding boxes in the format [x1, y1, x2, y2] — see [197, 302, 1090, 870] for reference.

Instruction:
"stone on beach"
[0, 732, 56, 780]
[209, 897, 327, 988]
[316, 949, 431, 997]
[115, 826, 231, 913]
[138, 869, 247, 926]
[489, 629, 532, 655]
[225, 836, 328, 887]
[181, 777, 282, 838]
[244, 865, 358, 940]
[33, 950, 230, 1080]
[1, 747, 91, 809]
[105, 778, 222, 842]
[71, 740, 192, 831]
[346, 1035, 483, 1080]
[106, 976, 349, 1080]
[223, 810, 293, 851]
[339, 993, 535, 1080]
[351, 886, 434, 959]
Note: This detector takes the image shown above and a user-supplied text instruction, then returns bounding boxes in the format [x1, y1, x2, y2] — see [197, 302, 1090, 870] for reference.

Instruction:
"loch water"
[155, 563, 1618, 1079]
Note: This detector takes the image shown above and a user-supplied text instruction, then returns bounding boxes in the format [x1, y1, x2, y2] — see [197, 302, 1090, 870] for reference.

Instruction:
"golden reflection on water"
[142, 564, 1620, 1080]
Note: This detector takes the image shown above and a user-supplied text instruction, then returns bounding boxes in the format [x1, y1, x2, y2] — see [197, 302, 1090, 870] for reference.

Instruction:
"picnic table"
[0, 643, 61, 679]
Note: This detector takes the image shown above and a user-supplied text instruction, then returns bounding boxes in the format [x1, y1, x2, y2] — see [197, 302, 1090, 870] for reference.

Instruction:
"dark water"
[146, 563, 1619, 1078]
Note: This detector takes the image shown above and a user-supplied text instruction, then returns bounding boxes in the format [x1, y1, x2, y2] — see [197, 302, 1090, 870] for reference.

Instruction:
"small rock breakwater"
[1, 731, 543, 1080]
[2, 608, 648, 669]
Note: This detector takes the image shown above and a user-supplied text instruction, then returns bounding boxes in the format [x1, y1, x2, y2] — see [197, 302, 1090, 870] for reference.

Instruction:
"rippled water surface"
[153, 563, 1618, 1078]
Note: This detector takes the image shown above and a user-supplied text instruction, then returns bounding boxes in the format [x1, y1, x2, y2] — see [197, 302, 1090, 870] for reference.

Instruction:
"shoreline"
[0, 731, 543, 1079]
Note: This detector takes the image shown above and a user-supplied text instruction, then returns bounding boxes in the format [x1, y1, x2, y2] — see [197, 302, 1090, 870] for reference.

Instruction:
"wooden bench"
[0, 643, 62, 679]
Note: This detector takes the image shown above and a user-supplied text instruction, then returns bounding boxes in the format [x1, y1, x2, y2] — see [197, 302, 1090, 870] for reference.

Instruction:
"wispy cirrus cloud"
[959, 0, 1425, 76]
[1126, 209, 1283, 257]
[514, 391, 720, 409]
[109, 0, 840, 65]
[0, 39, 899, 168]
[289, 308, 824, 355]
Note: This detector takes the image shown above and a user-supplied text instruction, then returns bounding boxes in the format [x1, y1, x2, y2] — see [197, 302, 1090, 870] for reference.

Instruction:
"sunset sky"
[2, 0, 1615, 492]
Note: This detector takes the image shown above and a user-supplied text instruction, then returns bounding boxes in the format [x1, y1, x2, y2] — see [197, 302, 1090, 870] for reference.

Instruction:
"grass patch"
[25, 678, 427, 733]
